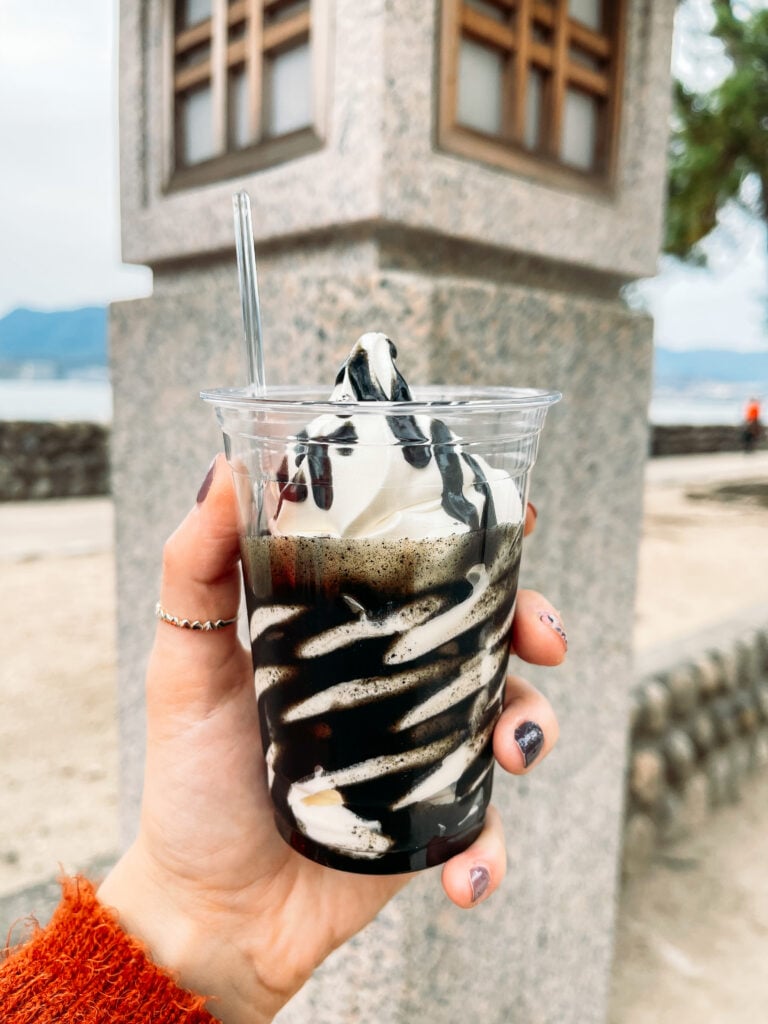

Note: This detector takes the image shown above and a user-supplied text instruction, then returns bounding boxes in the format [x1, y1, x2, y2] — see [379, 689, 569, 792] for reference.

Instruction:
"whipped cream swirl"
[269, 333, 522, 540]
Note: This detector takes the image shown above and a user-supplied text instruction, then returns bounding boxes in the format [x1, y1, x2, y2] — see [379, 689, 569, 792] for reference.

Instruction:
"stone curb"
[624, 620, 768, 877]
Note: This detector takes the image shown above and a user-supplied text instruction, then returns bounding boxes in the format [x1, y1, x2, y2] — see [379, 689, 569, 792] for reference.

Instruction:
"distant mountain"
[655, 347, 768, 385]
[0, 307, 107, 378]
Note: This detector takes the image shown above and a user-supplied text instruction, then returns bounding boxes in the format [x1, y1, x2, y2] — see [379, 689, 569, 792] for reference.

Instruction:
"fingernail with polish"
[528, 502, 538, 520]
[196, 458, 216, 504]
[469, 865, 491, 904]
[515, 721, 544, 768]
[540, 611, 567, 649]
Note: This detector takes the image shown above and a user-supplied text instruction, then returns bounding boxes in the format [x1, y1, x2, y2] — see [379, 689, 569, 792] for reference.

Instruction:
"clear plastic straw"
[232, 190, 266, 394]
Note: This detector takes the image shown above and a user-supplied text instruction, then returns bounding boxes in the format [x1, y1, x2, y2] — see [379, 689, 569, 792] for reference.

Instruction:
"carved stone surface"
[665, 664, 699, 718]
[638, 679, 672, 736]
[664, 729, 698, 785]
[622, 814, 657, 879]
[119, 1, 675, 282]
[630, 748, 666, 809]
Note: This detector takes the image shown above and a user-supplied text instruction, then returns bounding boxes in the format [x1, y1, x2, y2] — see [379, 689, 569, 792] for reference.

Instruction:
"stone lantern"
[113, 2, 676, 1020]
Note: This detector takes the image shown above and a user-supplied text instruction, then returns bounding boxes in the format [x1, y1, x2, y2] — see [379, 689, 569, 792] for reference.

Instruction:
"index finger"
[149, 454, 247, 713]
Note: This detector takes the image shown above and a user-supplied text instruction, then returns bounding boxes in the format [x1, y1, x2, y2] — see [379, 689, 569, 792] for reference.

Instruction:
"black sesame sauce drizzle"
[276, 338, 497, 528]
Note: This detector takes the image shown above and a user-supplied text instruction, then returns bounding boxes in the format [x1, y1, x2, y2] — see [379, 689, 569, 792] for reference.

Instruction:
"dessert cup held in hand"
[202, 381, 560, 874]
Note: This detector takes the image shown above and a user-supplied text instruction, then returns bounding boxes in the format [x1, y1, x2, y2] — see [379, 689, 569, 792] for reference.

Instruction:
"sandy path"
[635, 452, 768, 649]
[609, 772, 768, 1023]
[0, 501, 118, 898]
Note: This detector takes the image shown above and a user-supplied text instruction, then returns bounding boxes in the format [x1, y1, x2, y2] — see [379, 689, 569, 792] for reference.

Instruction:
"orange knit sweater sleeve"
[0, 877, 218, 1023]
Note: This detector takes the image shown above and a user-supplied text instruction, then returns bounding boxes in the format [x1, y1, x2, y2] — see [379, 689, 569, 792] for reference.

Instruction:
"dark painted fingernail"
[515, 721, 544, 767]
[469, 865, 491, 903]
[540, 611, 567, 650]
[528, 502, 538, 520]
[196, 458, 216, 504]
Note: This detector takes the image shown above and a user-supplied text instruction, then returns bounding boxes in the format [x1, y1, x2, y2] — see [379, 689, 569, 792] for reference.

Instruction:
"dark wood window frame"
[438, 0, 627, 193]
[164, 0, 328, 192]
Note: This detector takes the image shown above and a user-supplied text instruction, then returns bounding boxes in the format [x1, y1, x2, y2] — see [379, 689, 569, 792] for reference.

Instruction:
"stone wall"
[651, 424, 767, 456]
[623, 609, 768, 877]
[0, 422, 109, 501]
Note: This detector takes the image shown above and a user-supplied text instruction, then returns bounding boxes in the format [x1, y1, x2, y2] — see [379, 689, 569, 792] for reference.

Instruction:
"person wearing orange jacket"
[743, 396, 763, 453]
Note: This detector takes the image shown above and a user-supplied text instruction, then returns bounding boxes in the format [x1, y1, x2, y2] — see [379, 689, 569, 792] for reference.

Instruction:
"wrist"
[98, 844, 278, 1024]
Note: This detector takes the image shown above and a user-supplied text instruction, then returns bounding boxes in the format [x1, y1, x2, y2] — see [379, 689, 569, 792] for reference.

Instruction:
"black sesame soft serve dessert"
[203, 333, 559, 873]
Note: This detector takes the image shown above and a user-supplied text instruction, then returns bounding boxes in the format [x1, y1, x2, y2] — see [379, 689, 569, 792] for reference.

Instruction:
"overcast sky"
[0, 0, 765, 352]
[0, 0, 152, 318]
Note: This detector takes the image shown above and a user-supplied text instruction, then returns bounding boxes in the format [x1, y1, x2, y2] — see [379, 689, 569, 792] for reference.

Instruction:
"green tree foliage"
[665, 0, 768, 263]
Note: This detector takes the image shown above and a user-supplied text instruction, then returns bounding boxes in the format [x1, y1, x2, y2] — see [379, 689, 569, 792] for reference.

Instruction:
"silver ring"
[155, 602, 238, 631]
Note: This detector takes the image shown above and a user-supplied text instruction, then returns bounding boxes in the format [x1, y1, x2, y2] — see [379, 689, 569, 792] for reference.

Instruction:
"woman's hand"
[98, 456, 566, 1024]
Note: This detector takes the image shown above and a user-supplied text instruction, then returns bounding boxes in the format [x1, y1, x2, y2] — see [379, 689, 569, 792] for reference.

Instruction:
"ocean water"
[649, 382, 764, 426]
[648, 395, 741, 426]
[0, 379, 112, 423]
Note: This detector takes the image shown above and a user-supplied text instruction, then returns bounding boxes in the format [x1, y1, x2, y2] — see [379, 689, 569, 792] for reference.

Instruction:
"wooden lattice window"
[168, 0, 325, 189]
[439, 0, 626, 189]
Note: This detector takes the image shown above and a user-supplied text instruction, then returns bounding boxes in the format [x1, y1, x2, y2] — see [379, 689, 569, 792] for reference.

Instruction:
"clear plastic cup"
[202, 384, 560, 873]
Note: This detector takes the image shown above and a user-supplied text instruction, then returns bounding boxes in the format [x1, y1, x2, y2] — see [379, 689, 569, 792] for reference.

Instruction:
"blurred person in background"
[742, 396, 762, 453]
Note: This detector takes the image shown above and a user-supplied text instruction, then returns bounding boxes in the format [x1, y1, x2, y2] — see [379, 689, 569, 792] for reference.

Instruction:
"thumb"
[148, 453, 250, 717]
